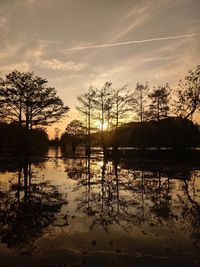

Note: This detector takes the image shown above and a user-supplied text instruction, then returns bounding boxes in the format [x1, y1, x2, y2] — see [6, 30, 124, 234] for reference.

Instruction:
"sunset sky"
[0, 0, 200, 138]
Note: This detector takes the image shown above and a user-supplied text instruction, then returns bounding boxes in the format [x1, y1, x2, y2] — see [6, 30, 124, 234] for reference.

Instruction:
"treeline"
[109, 118, 200, 150]
[61, 117, 200, 153]
[61, 65, 200, 155]
[0, 66, 200, 157]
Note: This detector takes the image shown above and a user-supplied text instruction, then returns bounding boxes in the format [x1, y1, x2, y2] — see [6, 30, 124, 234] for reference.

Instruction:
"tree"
[61, 120, 86, 156]
[92, 82, 113, 131]
[0, 122, 48, 155]
[174, 65, 200, 120]
[131, 83, 149, 122]
[65, 119, 86, 136]
[92, 82, 113, 154]
[0, 70, 69, 130]
[148, 85, 171, 121]
[112, 85, 132, 129]
[76, 85, 96, 155]
[111, 85, 132, 151]
[147, 85, 171, 150]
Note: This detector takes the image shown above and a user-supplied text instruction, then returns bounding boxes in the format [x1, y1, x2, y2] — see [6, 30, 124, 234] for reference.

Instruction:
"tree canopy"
[148, 85, 171, 121]
[0, 70, 69, 130]
[175, 65, 200, 119]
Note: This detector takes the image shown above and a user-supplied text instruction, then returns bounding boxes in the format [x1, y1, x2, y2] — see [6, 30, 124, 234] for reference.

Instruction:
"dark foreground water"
[0, 148, 199, 267]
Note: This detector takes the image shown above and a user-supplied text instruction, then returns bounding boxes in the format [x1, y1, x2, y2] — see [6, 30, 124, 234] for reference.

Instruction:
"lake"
[0, 147, 199, 267]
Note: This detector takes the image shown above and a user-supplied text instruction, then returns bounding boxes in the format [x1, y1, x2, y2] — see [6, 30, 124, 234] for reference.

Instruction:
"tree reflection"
[179, 174, 200, 248]
[0, 161, 68, 249]
[74, 156, 137, 231]
[69, 155, 200, 246]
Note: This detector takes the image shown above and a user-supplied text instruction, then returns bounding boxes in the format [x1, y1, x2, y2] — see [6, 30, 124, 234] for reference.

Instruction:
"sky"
[0, 0, 200, 138]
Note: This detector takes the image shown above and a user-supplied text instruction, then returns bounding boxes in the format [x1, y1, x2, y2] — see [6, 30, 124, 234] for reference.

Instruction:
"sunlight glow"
[95, 121, 108, 131]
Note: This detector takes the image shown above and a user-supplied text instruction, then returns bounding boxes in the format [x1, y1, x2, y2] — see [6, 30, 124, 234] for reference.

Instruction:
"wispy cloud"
[0, 62, 30, 73]
[24, 40, 88, 72]
[37, 58, 88, 72]
[68, 33, 200, 51]
[0, 16, 9, 42]
[101, 0, 175, 44]
[24, 0, 37, 9]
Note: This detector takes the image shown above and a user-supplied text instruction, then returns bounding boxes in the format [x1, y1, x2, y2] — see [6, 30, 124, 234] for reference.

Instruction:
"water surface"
[0, 148, 199, 267]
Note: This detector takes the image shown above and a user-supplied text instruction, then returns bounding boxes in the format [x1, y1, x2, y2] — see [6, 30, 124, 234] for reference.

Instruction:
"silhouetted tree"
[76, 86, 96, 155]
[65, 120, 85, 136]
[92, 82, 112, 128]
[111, 85, 132, 151]
[148, 85, 171, 122]
[174, 65, 200, 120]
[0, 70, 69, 130]
[92, 82, 112, 154]
[0, 77, 6, 120]
[131, 83, 149, 122]
[112, 117, 200, 150]
[61, 120, 86, 156]
[0, 122, 48, 155]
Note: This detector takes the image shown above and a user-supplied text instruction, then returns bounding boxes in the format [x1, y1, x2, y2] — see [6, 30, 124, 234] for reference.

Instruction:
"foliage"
[111, 85, 132, 128]
[65, 119, 86, 136]
[116, 117, 200, 150]
[76, 86, 96, 135]
[0, 122, 48, 156]
[147, 84, 171, 121]
[174, 65, 200, 119]
[76, 82, 132, 152]
[60, 120, 86, 156]
[130, 83, 149, 122]
[0, 70, 69, 130]
[92, 82, 113, 132]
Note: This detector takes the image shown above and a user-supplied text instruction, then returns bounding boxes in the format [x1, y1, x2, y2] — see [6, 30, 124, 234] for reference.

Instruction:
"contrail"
[70, 33, 200, 50]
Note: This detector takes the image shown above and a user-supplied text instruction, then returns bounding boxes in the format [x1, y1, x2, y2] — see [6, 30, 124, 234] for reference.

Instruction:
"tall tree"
[76, 86, 96, 155]
[92, 82, 112, 154]
[112, 85, 132, 150]
[130, 83, 149, 122]
[148, 85, 171, 122]
[174, 65, 200, 120]
[0, 70, 69, 130]
[112, 85, 132, 129]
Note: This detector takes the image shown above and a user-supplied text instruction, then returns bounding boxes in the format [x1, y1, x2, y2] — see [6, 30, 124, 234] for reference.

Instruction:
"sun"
[95, 121, 108, 131]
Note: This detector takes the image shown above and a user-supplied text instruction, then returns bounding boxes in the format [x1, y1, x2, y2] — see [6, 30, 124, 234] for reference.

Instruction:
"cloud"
[0, 16, 9, 41]
[67, 33, 200, 51]
[0, 43, 23, 60]
[23, 40, 88, 72]
[0, 62, 30, 73]
[37, 58, 88, 72]
[85, 34, 200, 90]
[101, 0, 176, 44]
[24, 0, 37, 9]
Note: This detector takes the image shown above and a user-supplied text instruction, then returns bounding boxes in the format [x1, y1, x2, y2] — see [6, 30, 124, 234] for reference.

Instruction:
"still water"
[0, 148, 199, 267]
